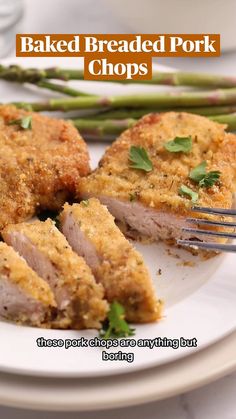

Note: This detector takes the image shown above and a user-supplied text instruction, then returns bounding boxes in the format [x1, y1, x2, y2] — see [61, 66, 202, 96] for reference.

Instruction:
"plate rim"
[0, 330, 235, 411]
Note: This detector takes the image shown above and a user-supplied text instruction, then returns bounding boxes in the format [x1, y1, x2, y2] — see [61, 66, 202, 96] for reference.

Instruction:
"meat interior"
[3, 231, 71, 310]
[61, 211, 101, 270]
[83, 195, 216, 243]
[3, 224, 109, 330]
[0, 277, 48, 325]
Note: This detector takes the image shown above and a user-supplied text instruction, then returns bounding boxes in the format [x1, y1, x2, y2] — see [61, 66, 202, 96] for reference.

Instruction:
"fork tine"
[192, 206, 236, 216]
[182, 227, 236, 239]
[178, 240, 236, 253]
[187, 218, 236, 228]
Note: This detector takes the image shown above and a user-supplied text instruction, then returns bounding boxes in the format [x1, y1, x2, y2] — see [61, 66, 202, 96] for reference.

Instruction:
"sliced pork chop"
[78, 113, 235, 246]
[2, 219, 108, 330]
[0, 242, 56, 327]
[60, 198, 163, 323]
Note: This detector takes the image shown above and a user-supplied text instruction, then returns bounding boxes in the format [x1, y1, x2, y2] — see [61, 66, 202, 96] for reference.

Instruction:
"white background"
[1, 0, 236, 417]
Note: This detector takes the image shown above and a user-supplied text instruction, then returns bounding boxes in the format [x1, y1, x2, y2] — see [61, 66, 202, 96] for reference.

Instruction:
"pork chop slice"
[78, 113, 235, 246]
[2, 219, 108, 330]
[0, 242, 56, 327]
[60, 198, 163, 323]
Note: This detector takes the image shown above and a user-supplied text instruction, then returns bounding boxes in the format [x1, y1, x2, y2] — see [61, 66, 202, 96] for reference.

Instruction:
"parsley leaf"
[99, 301, 135, 339]
[199, 171, 221, 188]
[129, 146, 153, 172]
[8, 115, 32, 130]
[190, 161, 221, 188]
[164, 136, 192, 153]
[179, 185, 198, 203]
[189, 161, 207, 183]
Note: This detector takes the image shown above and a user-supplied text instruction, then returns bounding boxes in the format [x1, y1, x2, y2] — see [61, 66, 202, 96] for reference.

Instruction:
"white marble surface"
[0, 0, 236, 417]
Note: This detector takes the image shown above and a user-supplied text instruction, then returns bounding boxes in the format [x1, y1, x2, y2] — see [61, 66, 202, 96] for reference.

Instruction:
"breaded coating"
[219, 132, 236, 189]
[3, 219, 108, 329]
[78, 113, 235, 244]
[0, 242, 56, 327]
[60, 199, 163, 323]
[0, 105, 90, 231]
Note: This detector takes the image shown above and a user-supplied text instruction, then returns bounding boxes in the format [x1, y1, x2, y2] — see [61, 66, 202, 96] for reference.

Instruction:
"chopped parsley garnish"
[129, 146, 153, 172]
[189, 161, 207, 183]
[99, 301, 135, 339]
[164, 136, 192, 153]
[179, 185, 198, 203]
[81, 200, 89, 207]
[199, 171, 221, 188]
[189, 161, 221, 188]
[8, 115, 32, 130]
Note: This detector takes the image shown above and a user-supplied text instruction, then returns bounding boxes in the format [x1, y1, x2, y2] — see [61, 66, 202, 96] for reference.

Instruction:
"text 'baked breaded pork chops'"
[0, 105, 90, 231]
[0, 242, 56, 327]
[60, 198, 162, 323]
[78, 113, 235, 245]
[2, 219, 108, 329]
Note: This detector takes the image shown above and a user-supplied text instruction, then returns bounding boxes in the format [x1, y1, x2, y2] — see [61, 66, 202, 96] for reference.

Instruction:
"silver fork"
[177, 206, 236, 253]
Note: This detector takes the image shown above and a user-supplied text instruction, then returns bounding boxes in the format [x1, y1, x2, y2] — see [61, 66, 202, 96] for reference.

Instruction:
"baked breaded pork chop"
[2, 219, 108, 329]
[0, 105, 90, 231]
[0, 242, 56, 327]
[60, 198, 162, 323]
[78, 113, 235, 245]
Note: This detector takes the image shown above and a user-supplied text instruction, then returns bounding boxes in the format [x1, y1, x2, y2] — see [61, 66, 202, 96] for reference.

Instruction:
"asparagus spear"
[0, 65, 47, 83]
[0, 65, 88, 97]
[36, 80, 89, 97]
[0, 65, 84, 82]
[116, 72, 236, 88]
[81, 105, 236, 120]
[209, 113, 236, 129]
[72, 118, 136, 140]
[12, 88, 236, 112]
[1, 65, 236, 88]
[72, 113, 236, 140]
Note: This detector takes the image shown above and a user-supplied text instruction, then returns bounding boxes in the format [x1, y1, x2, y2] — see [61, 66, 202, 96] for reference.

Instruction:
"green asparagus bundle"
[1, 64, 236, 140]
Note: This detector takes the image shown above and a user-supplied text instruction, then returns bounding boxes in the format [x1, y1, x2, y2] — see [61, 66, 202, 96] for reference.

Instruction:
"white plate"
[0, 57, 235, 378]
[0, 330, 235, 411]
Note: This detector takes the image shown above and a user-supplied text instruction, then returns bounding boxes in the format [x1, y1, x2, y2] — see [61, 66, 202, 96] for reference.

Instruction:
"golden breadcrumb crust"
[0, 105, 90, 231]
[0, 242, 56, 307]
[219, 132, 236, 190]
[60, 199, 163, 323]
[3, 219, 108, 329]
[78, 113, 234, 218]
